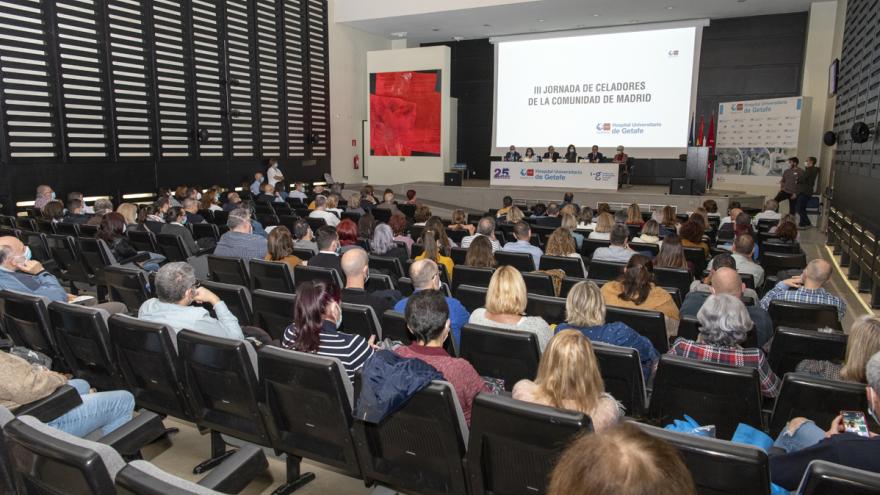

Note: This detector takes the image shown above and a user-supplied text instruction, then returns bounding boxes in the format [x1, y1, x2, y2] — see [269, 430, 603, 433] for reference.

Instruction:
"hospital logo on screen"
[668, 49, 679, 57]
[595, 122, 612, 134]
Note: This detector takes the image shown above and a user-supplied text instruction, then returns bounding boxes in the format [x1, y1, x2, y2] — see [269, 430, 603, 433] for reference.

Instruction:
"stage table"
[489, 161, 619, 190]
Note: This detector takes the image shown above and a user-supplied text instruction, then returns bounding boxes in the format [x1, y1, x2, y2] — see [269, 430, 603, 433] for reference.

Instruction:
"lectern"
[686, 147, 710, 195]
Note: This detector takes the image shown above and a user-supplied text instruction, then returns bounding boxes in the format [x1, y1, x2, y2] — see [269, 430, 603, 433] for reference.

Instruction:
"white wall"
[365, 45, 452, 185]
[328, 0, 391, 186]
[801, 1, 838, 163]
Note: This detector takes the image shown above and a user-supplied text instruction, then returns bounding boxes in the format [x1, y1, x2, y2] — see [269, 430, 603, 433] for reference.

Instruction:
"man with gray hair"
[591, 223, 635, 263]
[213, 207, 267, 260]
[460, 216, 501, 251]
[34, 184, 54, 210]
[769, 351, 880, 490]
[760, 258, 846, 321]
[138, 262, 244, 340]
[308, 195, 340, 227]
[753, 199, 780, 224]
[183, 198, 206, 224]
[668, 294, 780, 398]
[392, 258, 470, 348]
[67, 191, 94, 214]
[85, 198, 115, 226]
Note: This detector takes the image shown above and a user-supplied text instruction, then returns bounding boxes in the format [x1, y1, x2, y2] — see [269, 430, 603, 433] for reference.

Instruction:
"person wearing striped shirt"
[281, 280, 374, 381]
[760, 259, 846, 321]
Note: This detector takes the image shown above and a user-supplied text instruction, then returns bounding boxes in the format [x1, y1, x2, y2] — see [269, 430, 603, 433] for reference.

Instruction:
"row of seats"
[827, 206, 880, 308]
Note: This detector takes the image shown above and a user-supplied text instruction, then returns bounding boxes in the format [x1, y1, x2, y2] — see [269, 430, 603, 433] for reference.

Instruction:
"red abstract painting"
[370, 70, 441, 157]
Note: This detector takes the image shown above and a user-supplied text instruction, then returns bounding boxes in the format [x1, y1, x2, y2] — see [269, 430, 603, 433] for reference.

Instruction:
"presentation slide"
[494, 26, 697, 149]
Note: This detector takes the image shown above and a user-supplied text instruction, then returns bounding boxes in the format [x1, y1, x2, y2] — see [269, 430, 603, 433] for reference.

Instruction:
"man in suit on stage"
[586, 145, 604, 163]
[504, 145, 521, 162]
[543, 146, 560, 162]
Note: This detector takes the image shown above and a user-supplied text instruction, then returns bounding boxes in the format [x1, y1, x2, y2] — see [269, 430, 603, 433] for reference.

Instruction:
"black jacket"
[341, 288, 402, 321]
[308, 252, 345, 284]
[770, 434, 880, 490]
[798, 166, 819, 195]
[542, 151, 560, 162]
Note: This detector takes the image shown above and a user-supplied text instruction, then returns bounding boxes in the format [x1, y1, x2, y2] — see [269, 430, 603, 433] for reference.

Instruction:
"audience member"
[731, 235, 765, 288]
[775, 221, 799, 244]
[464, 235, 497, 268]
[116, 202, 138, 227]
[292, 219, 317, 254]
[545, 228, 587, 275]
[325, 194, 343, 217]
[496, 196, 513, 218]
[161, 206, 202, 257]
[632, 219, 661, 245]
[307, 226, 345, 283]
[250, 171, 264, 196]
[222, 191, 242, 212]
[199, 187, 223, 212]
[588, 212, 614, 240]
[769, 351, 880, 490]
[504, 206, 526, 224]
[754, 199, 781, 223]
[769, 213, 795, 235]
[669, 294, 779, 397]
[288, 182, 308, 202]
[309, 195, 340, 227]
[461, 216, 501, 251]
[535, 202, 562, 228]
[514, 330, 622, 431]
[678, 220, 709, 257]
[67, 191, 94, 214]
[98, 212, 163, 271]
[388, 214, 413, 255]
[625, 203, 644, 226]
[345, 193, 366, 216]
[213, 208, 268, 260]
[502, 221, 543, 269]
[561, 191, 580, 213]
[560, 212, 583, 250]
[468, 266, 553, 351]
[63, 199, 90, 224]
[371, 223, 408, 267]
[357, 212, 377, 241]
[180, 198, 205, 225]
[396, 290, 488, 424]
[265, 226, 304, 269]
[282, 280, 373, 381]
[138, 262, 246, 340]
[394, 259, 469, 347]
[405, 189, 418, 205]
[448, 209, 475, 236]
[576, 207, 595, 230]
[266, 158, 284, 187]
[653, 233, 690, 271]
[0, 351, 135, 438]
[719, 201, 742, 227]
[798, 315, 880, 382]
[374, 189, 401, 216]
[41, 200, 64, 223]
[548, 422, 697, 495]
[591, 224, 635, 263]
[413, 205, 432, 226]
[556, 281, 659, 380]
[760, 259, 846, 321]
[340, 248, 401, 317]
[34, 184, 54, 210]
[425, 216, 455, 250]
[703, 199, 720, 217]
[689, 253, 757, 299]
[601, 255, 680, 336]
[85, 198, 114, 226]
[416, 229, 454, 279]
[335, 218, 360, 254]
[681, 267, 773, 347]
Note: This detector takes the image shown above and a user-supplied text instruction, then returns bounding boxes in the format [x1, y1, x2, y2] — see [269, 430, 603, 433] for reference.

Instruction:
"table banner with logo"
[489, 161, 618, 190]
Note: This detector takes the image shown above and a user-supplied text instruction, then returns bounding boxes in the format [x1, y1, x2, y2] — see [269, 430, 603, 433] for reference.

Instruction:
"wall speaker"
[823, 131, 837, 146]
[444, 172, 461, 186]
[851, 122, 874, 144]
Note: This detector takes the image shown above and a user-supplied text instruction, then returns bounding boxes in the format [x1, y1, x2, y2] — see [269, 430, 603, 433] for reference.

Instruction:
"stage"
[378, 180, 764, 215]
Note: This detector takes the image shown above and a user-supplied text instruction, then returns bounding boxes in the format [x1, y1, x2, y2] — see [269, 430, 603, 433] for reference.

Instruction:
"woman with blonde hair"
[545, 228, 586, 277]
[557, 281, 659, 380]
[504, 206, 525, 224]
[449, 209, 476, 235]
[632, 219, 661, 245]
[625, 203, 644, 227]
[797, 315, 880, 382]
[468, 265, 552, 350]
[659, 205, 678, 235]
[560, 213, 583, 250]
[588, 212, 614, 240]
[116, 203, 139, 227]
[559, 203, 577, 217]
[513, 330, 622, 430]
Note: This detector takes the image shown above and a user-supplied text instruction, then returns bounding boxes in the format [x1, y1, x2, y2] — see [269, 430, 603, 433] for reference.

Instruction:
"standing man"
[774, 157, 802, 215]
[586, 145, 604, 163]
[267, 158, 284, 188]
[504, 145, 521, 162]
[795, 156, 819, 229]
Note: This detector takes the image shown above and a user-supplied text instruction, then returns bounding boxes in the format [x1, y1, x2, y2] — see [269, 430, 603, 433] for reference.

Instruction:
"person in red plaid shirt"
[668, 294, 781, 398]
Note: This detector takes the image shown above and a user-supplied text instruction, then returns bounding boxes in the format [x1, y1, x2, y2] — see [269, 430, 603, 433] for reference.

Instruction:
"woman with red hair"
[335, 218, 360, 253]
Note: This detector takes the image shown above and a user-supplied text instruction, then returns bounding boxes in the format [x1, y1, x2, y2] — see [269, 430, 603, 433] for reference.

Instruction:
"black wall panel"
[830, 0, 880, 234]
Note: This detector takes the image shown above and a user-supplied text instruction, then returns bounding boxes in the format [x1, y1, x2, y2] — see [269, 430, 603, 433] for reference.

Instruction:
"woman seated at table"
[523, 147, 539, 162]
[564, 144, 578, 163]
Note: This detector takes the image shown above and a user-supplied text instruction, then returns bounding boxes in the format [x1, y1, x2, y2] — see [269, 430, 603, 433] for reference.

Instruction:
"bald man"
[0, 237, 126, 313]
[760, 259, 846, 321]
[682, 267, 774, 347]
[392, 259, 470, 348]
[339, 248, 401, 319]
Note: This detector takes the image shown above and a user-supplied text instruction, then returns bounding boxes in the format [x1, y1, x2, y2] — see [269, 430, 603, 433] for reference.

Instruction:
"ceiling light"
[390, 31, 407, 38]
[666, 5, 674, 9]
[592, 13, 600, 17]
[537, 19, 544, 22]
[452, 36, 464, 41]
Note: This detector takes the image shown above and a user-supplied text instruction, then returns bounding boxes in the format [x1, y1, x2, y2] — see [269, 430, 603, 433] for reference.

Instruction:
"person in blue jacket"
[393, 259, 469, 350]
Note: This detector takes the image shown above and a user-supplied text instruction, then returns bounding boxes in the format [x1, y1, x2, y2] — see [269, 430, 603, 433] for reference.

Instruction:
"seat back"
[592, 342, 647, 417]
[104, 265, 151, 313]
[14, 217, 37, 232]
[769, 373, 868, 438]
[251, 289, 296, 342]
[207, 255, 250, 287]
[605, 306, 668, 353]
[798, 460, 880, 495]
[581, 238, 610, 258]
[55, 222, 80, 238]
[586, 260, 625, 281]
[155, 233, 190, 262]
[294, 265, 343, 290]
[126, 229, 159, 253]
[460, 324, 540, 391]
[768, 300, 842, 331]
[653, 267, 692, 297]
[191, 222, 220, 242]
[524, 293, 566, 325]
[368, 255, 405, 279]
[629, 241, 659, 256]
[466, 394, 591, 495]
[5, 416, 123, 495]
[20, 231, 52, 264]
[108, 314, 194, 420]
[451, 265, 495, 292]
[767, 327, 847, 377]
[339, 303, 382, 340]
[257, 347, 360, 476]
[305, 217, 326, 231]
[248, 259, 295, 293]
[79, 224, 98, 238]
[762, 239, 801, 254]
[638, 423, 771, 495]
[78, 237, 113, 283]
[683, 247, 708, 276]
[539, 255, 584, 278]
[365, 272, 395, 292]
[648, 355, 764, 439]
[761, 252, 807, 278]
[48, 301, 120, 391]
[521, 272, 555, 296]
[0, 290, 59, 361]
[455, 284, 488, 313]
[177, 330, 269, 445]
[450, 246, 468, 266]
[198, 279, 253, 326]
[291, 247, 314, 261]
[352, 381, 469, 495]
[46, 233, 94, 284]
[493, 251, 535, 272]
[380, 310, 411, 344]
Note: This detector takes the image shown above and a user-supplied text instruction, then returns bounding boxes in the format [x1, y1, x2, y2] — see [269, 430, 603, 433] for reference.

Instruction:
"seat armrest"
[197, 444, 268, 493]
[98, 410, 166, 457]
[13, 384, 82, 422]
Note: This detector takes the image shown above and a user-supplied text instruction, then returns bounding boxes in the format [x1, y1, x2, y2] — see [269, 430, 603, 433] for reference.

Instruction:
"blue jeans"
[47, 379, 135, 438]
[773, 419, 826, 453]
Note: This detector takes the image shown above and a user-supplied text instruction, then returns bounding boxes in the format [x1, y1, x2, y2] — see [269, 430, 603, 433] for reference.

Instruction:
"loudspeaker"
[444, 172, 461, 186]
[669, 178, 693, 196]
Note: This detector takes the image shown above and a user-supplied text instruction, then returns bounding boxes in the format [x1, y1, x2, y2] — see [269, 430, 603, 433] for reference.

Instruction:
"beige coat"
[0, 352, 67, 410]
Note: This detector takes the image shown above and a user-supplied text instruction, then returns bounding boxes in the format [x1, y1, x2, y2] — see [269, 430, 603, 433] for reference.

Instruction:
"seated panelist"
[586, 145, 604, 163]
[504, 145, 522, 162]
[613, 145, 629, 164]
[564, 144, 578, 163]
[543, 145, 561, 163]
[523, 147, 540, 162]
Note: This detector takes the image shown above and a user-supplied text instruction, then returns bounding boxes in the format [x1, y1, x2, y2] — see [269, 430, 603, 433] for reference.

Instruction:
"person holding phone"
[769, 351, 880, 490]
